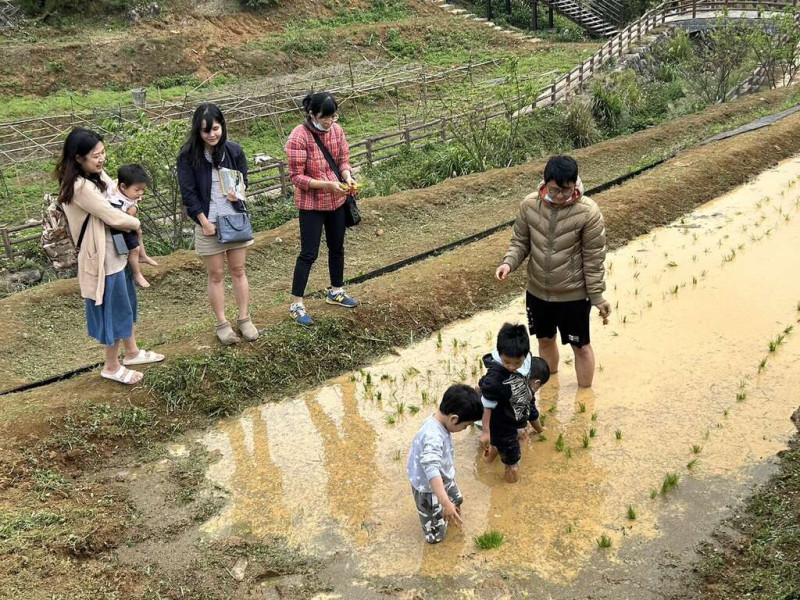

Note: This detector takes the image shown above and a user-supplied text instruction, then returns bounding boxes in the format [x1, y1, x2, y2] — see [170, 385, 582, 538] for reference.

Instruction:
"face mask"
[312, 120, 329, 132]
[544, 194, 554, 203]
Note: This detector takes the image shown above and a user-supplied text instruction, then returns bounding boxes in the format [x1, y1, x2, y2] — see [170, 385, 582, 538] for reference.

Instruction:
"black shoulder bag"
[307, 128, 362, 228]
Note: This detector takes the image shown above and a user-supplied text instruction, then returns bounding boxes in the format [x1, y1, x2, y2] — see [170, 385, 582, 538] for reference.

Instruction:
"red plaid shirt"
[285, 122, 352, 211]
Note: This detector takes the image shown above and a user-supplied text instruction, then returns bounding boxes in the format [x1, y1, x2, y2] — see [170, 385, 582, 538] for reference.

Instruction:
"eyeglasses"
[318, 113, 339, 123]
[546, 186, 574, 198]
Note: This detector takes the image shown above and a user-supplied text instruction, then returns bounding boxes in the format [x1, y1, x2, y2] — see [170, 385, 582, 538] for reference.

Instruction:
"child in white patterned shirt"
[406, 384, 482, 544]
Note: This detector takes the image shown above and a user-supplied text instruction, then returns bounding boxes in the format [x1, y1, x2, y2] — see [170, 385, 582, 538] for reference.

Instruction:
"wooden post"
[487, 0, 494, 20]
[550, 82, 557, 104]
[403, 127, 411, 149]
[579, 62, 584, 90]
[365, 139, 374, 167]
[1, 228, 13, 260]
[440, 117, 448, 141]
[532, 0, 539, 29]
[277, 160, 288, 200]
[548, 3, 554, 27]
[505, 0, 511, 14]
[565, 71, 571, 99]
[692, 0, 696, 18]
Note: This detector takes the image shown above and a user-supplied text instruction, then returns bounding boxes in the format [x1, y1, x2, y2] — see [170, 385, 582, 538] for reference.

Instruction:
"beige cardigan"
[61, 172, 140, 303]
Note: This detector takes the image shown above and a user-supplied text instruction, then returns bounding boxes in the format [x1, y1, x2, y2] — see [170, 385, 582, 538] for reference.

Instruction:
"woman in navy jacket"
[177, 103, 259, 345]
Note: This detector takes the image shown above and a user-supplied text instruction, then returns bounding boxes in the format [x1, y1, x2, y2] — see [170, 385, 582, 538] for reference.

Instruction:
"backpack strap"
[306, 125, 345, 184]
[76, 214, 91, 251]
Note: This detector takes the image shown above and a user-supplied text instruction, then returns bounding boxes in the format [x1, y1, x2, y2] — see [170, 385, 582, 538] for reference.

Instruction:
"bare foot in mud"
[504, 464, 520, 484]
[483, 445, 498, 463]
[133, 273, 151, 288]
[140, 254, 159, 266]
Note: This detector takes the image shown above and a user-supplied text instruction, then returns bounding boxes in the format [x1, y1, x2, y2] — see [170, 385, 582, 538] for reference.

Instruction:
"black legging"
[291, 204, 346, 298]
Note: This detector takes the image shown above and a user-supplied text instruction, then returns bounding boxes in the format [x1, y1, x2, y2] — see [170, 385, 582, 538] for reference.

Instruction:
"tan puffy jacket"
[503, 178, 607, 304]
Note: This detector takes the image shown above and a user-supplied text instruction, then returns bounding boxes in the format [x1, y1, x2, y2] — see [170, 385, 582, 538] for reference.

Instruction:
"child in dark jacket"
[478, 323, 550, 483]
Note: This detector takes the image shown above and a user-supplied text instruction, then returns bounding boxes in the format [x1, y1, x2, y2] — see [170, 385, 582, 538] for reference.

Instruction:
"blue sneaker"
[290, 303, 314, 326]
[326, 288, 359, 308]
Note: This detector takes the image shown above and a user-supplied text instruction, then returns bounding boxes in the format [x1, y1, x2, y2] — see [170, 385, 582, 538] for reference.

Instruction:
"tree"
[749, 9, 800, 90]
[681, 13, 754, 103]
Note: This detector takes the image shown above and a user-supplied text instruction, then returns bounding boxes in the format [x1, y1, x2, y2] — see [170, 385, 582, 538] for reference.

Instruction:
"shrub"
[591, 82, 628, 132]
[17, 0, 132, 16]
[564, 98, 601, 148]
[241, 0, 279, 9]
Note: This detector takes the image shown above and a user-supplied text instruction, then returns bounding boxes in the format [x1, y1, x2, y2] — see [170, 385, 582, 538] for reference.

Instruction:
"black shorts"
[122, 230, 139, 250]
[526, 292, 591, 348]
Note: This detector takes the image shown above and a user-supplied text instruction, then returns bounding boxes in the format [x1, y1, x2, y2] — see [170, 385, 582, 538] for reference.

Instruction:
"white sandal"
[101, 366, 143, 385]
[122, 349, 165, 366]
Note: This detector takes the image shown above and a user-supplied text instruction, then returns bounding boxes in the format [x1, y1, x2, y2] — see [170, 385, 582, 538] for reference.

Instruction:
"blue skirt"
[85, 267, 138, 346]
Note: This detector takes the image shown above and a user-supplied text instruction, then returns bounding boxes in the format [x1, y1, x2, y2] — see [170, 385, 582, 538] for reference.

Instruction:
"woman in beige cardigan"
[57, 128, 164, 385]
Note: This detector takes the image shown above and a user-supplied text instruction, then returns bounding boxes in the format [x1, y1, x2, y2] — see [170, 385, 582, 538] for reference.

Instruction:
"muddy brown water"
[196, 156, 800, 589]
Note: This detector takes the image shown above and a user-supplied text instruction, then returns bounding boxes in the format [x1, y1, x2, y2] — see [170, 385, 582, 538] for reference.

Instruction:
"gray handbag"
[217, 206, 253, 243]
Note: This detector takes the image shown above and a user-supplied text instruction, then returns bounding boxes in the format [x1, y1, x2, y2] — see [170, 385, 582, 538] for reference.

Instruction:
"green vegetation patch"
[691, 437, 800, 599]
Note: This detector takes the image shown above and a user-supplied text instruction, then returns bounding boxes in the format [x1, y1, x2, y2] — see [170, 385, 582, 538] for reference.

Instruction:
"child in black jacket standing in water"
[478, 323, 550, 483]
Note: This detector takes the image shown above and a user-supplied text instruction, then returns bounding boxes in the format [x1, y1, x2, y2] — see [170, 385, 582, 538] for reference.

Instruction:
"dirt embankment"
[0, 85, 795, 394]
[0, 0, 511, 96]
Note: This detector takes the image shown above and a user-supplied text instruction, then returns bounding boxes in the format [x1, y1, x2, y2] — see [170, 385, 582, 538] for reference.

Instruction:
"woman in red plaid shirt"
[285, 92, 360, 326]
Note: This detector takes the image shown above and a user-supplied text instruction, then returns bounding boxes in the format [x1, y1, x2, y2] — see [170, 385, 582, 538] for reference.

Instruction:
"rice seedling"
[589, 427, 597, 438]
[722, 249, 736, 263]
[548, 405, 556, 414]
[670, 285, 679, 296]
[457, 369, 467, 382]
[365, 372, 373, 387]
[386, 414, 396, 425]
[565, 357, 574, 366]
[421, 390, 430, 404]
[598, 364, 604, 373]
[376, 391, 383, 402]
[723, 407, 729, 417]
[555, 433, 565, 452]
[349, 374, 357, 382]
[739, 378, 747, 390]
[647, 300, 653, 308]
[565, 524, 573, 534]
[538, 434, 547, 442]
[615, 429, 623, 440]
[650, 489, 658, 499]
[539, 415, 547, 427]
[622, 315, 628, 324]
[633, 271, 640, 279]
[396, 402, 406, 415]
[597, 535, 612, 549]
[393, 450, 402, 461]
[615, 300, 619, 310]
[582, 435, 590, 449]
[591, 411, 599, 421]
[701, 270, 708, 277]
[692, 276, 698, 285]
[692, 444, 702, 454]
[611, 331, 619, 337]
[578, 402, 587, 413]
[627, 506, 636, 520]
[452, 338, 458, 350]
[565, 447, 573, 459]
[667, 261, 678, 268]
[405, 367, 420, 378]
[475, 531, 505, 550]
[409, 405, 420, 415]
[661, 472, 680, 495]
[704, 428, 711, 439]
[758, 357, 768, 373]
[784, 325, 794, 335]
[687, 459, 698, 470]
[436, 331, 442, 350]
[768, 335, 784, 352]
[736, 391, 746, 402]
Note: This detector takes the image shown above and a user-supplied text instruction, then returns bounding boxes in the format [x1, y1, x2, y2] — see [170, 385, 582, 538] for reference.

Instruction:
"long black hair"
[302, 92, 338, 120]
[55, 128, 106, 205]
[180, 103, 228, 167]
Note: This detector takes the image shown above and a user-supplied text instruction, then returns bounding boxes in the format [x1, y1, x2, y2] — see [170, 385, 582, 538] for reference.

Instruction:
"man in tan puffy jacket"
[496, 156, 611, 388]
